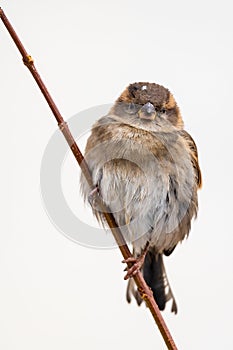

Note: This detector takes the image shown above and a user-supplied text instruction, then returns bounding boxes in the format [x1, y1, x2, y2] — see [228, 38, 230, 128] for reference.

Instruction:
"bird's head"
[111, 82, 183, 129]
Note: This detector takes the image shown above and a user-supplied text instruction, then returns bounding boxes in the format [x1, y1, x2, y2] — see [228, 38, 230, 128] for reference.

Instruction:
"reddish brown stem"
[0, 8, 178, 350]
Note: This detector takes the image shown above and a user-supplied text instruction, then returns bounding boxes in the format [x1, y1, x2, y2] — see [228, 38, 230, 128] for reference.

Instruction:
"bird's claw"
[122, 256, 145, 280]
[88, 186, 99, 208]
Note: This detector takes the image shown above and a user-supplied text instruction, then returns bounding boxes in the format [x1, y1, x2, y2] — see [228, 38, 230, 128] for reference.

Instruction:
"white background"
[1, 1, 233, 349]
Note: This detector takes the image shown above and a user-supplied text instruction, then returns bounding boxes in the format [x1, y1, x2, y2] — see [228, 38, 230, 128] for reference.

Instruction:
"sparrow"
[80, 82, 202, 313]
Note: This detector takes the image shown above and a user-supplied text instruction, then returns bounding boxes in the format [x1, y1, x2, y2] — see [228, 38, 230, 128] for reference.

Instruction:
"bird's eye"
[129, 85, 138, 98]
[125, 103, 137, 114]
[161, 108, 166, 114]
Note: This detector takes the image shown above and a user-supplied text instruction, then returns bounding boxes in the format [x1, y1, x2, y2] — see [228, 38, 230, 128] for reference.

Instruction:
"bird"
[80, 82, 202, 313]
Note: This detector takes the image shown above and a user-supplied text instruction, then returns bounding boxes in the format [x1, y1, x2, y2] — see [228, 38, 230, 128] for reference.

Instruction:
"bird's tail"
[126, 251, 178, 314]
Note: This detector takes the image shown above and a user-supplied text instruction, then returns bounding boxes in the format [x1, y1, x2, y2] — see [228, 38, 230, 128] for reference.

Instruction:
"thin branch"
[0, 8, 178, 350]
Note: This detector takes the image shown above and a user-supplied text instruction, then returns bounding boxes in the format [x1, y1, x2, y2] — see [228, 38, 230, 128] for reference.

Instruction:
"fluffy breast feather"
[80, 116, 198, 253]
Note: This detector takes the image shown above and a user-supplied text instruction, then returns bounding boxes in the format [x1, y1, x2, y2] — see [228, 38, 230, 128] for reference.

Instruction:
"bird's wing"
[179, 130, 202, 189]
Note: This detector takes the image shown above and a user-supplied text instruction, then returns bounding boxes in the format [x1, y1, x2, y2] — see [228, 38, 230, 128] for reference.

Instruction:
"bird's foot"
[122, 242, 149, 280]
[88, 185, 99, 208]
[122, 255, 146, 280]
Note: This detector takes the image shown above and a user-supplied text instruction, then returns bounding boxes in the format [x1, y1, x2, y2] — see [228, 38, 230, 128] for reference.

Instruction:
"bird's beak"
[138, 102, 156, 120]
